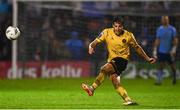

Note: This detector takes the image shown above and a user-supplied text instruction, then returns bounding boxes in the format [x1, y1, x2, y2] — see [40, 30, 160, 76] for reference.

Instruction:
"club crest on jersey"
[122, 39, 126, 43]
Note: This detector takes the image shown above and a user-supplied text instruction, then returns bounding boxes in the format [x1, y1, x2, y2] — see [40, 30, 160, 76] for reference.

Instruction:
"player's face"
[161, 16, 169, 26]
[113, 22, 123, 35]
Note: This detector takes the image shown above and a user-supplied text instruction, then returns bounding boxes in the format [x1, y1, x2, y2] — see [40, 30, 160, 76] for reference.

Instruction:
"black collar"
[115, 30, 124, 36]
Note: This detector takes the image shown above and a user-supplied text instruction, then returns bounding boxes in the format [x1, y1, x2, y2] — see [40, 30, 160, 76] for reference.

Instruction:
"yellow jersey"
[96, 28, 139, 62]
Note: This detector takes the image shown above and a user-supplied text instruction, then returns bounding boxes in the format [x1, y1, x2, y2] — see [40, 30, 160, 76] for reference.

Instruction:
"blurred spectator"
[87, 19, 101, 40]
[101, 16, 111, 28]
[50, 38, 70, 60]
[42, 17, 50, 30]
[118, 2, 128, 11]
[65, 31, 84, 60]
[163, 1, 172, 11]
[143, 2, 164, 12]
[109, 2, 120, 10]
[81, 2, 104, 18]
[0, 0, 10, 13]
[94, 2, 110, 10]
[139, 26, 154, 56]
[1, 1, 180, 62]
[0, 0, 11, 60]
[124, 16, 136, 33]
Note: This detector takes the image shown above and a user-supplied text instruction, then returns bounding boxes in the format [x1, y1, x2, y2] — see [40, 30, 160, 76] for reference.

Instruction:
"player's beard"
[114, 29, 123, 36]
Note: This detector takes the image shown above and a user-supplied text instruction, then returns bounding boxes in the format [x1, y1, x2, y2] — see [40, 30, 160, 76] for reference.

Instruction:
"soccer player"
[153, 16, 178, 85]
[81, 16, 156, 105]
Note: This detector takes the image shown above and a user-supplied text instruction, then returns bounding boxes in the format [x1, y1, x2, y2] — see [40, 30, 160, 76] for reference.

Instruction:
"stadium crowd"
[0, 1, 179, 62]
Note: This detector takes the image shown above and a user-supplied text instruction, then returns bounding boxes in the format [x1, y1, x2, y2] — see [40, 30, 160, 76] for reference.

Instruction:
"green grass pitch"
[0, 78, 180, 109]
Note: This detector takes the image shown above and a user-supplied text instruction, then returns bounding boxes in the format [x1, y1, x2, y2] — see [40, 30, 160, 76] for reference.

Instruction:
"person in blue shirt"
[153, 16, 178, 85]
[65, 31, 84, 60]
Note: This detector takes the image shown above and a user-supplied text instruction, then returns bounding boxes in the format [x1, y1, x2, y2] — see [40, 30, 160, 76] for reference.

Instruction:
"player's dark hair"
[112, 16, 124, 25]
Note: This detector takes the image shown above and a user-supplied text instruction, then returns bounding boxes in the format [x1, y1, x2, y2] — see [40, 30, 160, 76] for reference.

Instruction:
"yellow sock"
[116, 86, 131, 102]
[91, 72, 105, 90]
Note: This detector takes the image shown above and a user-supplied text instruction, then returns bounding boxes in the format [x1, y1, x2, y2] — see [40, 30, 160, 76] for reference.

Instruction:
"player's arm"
[170, 37, 178, 56]
[170, 27, 178, 56]
[153, 28, 161, 58]
[134, 45, 155, 64]
[129, 34, 156, 64]
[88, 30, 107, 55]
[153, 38, 160, 58]
[88, 39, 100, 54]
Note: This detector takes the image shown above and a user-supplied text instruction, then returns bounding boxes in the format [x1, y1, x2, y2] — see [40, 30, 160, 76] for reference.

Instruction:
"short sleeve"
[172, 27, 177, 38]
[129, 33, 139, 48]
[95, 29, 107, 43]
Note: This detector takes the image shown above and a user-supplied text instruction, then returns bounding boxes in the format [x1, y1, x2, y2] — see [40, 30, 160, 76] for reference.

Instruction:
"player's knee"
[100, 63, 115, 74]
[100, 66, 107, 73]
[100, 66, 109, 74]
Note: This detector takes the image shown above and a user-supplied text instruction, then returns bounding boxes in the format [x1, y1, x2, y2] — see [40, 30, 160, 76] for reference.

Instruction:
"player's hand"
[153, 50, 157, 59]
[88, 45, 95, 55]
[170, 51, 176, 58]
[148, 57, 156, 64]
[170, 46, 177, 58]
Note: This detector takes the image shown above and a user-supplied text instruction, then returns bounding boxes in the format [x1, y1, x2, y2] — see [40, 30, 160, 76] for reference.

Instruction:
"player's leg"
[109, 57, 137, 105]
[81, 63, 115, 96]
[155, 53, 166, 85]
[169, 63, 177, 84]
[167, 54, 176, 84]
[155, 62, 165, 85]
[110, 73, 137, 105]
[91, 63, 115, 90]
[110, 73, 134, 105]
